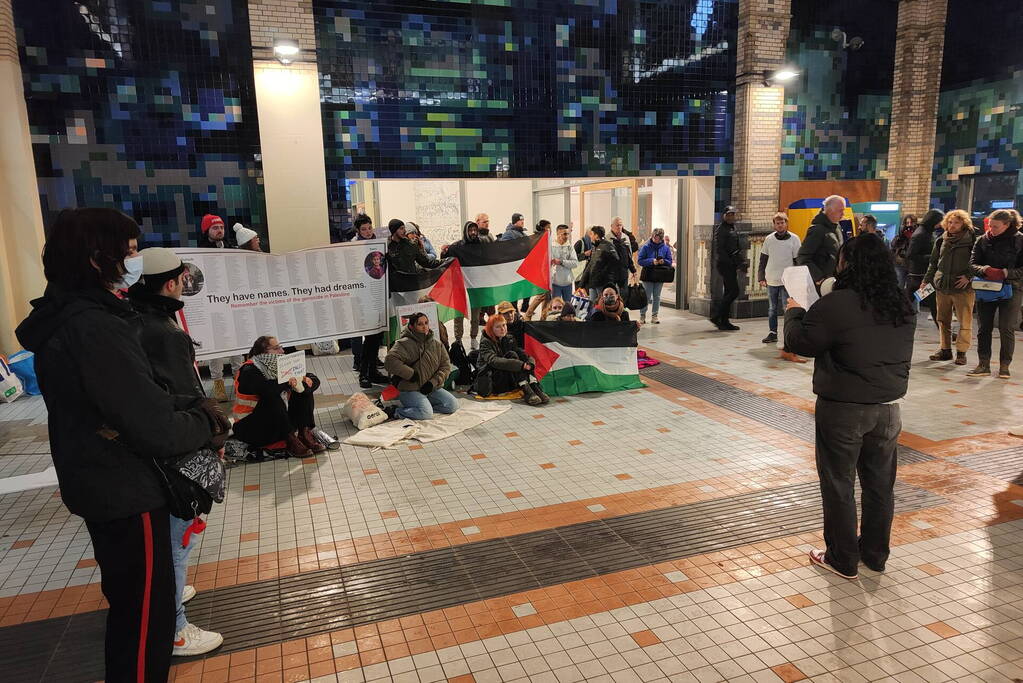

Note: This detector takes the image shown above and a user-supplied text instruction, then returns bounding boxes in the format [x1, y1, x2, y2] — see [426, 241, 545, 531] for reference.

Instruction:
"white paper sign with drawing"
[174, 241, 389, 361]
[275, 351, 307, 384]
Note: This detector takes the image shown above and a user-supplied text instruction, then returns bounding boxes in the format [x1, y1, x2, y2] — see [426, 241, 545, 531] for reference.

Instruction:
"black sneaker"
[717, 321, 740, 331]
[358, 377, 372, 389]
[762, 332, 777, 344]
[383, 405, 398, 420]
[366, 371, 390, 384]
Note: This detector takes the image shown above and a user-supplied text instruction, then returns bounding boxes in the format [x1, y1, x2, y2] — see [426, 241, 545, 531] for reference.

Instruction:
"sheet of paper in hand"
[914, 283, 935, 302]
[781, 265, 820, 310]
[276, 351, 307, 384]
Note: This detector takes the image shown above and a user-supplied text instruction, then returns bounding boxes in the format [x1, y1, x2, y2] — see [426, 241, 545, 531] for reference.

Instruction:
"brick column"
[248, 0, 317, 62]
[0, 0, 47, 350]
[886, 0, 948, 217]
[731, 0, 792, 224]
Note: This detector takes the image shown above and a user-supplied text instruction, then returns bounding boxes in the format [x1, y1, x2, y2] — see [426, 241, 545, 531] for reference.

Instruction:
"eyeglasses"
[269, 344, 284, 351]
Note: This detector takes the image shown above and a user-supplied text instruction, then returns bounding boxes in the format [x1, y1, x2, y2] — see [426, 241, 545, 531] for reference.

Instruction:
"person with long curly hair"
[783, 234, 916, 581]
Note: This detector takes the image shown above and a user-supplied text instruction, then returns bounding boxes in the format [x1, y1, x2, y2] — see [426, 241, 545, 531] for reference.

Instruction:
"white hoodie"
[550, 240, 580, 286]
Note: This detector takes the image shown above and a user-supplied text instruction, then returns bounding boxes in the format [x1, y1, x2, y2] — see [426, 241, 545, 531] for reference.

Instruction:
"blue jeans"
[552, 283, 574, 303]
[397, 387, 460, 420]
[894, 265, 908, 290]
[169, 514, 194, 632]
[640, 281, 663, 317]
[767, 285, 788, 333]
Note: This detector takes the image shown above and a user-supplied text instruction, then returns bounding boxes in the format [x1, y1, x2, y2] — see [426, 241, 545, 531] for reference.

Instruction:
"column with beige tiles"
[0, 0, 46, 351]
[731, 0, 792, 224]
[248, 0, 330, 252]
[886, 0, 948, 217]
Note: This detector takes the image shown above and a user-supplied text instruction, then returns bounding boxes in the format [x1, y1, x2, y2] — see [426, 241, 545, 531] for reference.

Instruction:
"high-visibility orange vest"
[232, 360, 259, 421]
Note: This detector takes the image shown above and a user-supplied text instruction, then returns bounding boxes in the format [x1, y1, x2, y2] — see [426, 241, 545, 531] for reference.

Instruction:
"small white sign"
[276, 351, 307, 384]
[914, 283, 935, 302]
[396, 301, 440, 335]
[781, 265, 820, 310]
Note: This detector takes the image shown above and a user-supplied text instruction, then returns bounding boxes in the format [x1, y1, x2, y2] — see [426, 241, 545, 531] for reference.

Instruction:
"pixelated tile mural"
[931, 72, 1023, 211]
[779, 27, 893, 182]
[314, 0, 738, 233]
[14, 0, 265, 247]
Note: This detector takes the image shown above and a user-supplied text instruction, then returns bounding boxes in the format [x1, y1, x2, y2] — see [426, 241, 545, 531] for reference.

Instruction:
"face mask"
[603, 295, 617, 308]
[115, 255, 144, 289]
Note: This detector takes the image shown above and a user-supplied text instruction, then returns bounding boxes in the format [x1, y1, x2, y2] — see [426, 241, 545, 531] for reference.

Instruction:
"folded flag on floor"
[523, 321, 644, 397]
[388, 258, 469, 339]
[456, 232, 551, 309]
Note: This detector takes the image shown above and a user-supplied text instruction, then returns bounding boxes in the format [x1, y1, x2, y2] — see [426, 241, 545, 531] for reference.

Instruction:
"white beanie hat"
[233, 223, 258, 246]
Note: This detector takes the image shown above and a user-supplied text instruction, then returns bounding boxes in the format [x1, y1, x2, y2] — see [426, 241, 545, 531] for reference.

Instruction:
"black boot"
[521, 383, 543, 406]
[530, 382, 550, 405]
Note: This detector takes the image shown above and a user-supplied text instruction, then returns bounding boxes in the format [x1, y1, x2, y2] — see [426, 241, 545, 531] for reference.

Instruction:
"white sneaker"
[173, 623, 224, 656]
[181, 585, 196, 603]
[470, 338, 479, 351]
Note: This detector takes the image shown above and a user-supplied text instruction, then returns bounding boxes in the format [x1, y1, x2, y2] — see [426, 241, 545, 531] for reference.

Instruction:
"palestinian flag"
[456, 232, 551, 309]
[388, 258, 469, 340]
[523, 321, 644, 397]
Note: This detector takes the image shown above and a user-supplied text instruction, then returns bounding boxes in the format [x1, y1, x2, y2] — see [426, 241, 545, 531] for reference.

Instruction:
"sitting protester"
[558, 304, 578, 322]
[232, 336, 325, 457]
[589, 287, 632, 323]
[543, 297, 566, 321]
[496, 300, 525, 346]
[383, 313, 459, 420]
[474, 315, 549, 405]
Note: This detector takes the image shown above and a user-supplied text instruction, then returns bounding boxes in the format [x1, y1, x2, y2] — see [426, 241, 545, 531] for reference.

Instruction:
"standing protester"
[234, 223, 261, 252]
[923, 209, 976, 365]
[968, 209, 1023, 378]
[891, 215, 917, 289]
[523, 220, 553, 315]
[550, 224, 579, 303]
[232, 336, 325, 456]
[127, 248, 224, 656]
[905, 209, 945, 319]
[198, 213, 233, 248]
[354, 217, 389, 388]
[577, 225, 619, 306]
[383, 312, 460, 420]
[16, 208, 225, 682]
[637, 228, 673, 324]
[387, 219, 439, 273]
[405, 221, 438, 260]
[198, 214, 240, 400]
[857, 214, 889, 247]
[500, 212, 527, 241]
[711, 206, 746, 331]
[797, 195, 845, 286]
[445, 220, 485, 350]
[474, 212, 494, 242]
[758, 212, 804, 362]
[784, 234, 916, 580]
[609, 216, 639, 293]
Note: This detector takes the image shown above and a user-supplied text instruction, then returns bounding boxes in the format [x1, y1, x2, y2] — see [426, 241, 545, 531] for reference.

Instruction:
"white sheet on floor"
[0, 466, 58, 495]
[343, 399, 511, 449]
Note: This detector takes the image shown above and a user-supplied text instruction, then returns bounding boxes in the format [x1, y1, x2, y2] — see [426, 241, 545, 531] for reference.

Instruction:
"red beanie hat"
[201, 214, 224, 234]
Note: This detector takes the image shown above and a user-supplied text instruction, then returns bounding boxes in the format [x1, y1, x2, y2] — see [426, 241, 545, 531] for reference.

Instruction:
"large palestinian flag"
[455, 232, 551, 309]
[388, 259, 469, 339]
[523, 321, 644, 397]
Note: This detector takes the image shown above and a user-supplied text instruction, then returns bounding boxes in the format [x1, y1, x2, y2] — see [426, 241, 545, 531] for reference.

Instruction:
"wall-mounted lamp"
[273, 38, 300, 65]
[736, 67, 801, 87]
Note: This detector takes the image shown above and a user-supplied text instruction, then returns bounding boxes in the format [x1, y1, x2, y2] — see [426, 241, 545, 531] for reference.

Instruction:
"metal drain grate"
[1, 480, 945, 682]
[641, 364, 934, 465]
[950, 446, 1023, 485]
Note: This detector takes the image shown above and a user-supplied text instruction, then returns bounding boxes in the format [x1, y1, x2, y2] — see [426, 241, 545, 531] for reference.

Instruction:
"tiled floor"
[2, 307, 1023, 683]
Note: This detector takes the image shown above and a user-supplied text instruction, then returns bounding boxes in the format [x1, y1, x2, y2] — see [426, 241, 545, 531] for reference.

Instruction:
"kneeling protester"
[384, 312, 460, 420]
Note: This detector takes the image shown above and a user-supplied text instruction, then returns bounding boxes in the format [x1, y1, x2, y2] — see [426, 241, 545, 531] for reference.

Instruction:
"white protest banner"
[174, 241, 388, 361]
[276, 351, 307, 384]
[781, 265, 819, 310]
[396, 302, 440, 335]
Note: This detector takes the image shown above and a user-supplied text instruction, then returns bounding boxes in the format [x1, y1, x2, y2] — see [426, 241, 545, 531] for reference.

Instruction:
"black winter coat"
[907, 227, 938, 276]
[796, 213, 842, 283]
[970, 228, 1023, 286]
[713, 221, 743, 269]
[784, 288, 916, 404]
[16, 287, 215, 522]
[387, 237, 438, 275]
[127, 291, 204, 398]
[578, 238, 619, 291]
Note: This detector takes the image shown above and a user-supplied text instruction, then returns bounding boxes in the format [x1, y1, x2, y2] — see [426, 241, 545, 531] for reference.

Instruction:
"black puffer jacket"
[796, 213, 843, 282]
[907, 209, 944, 276]
[127, 290, 204, 398]
[970, 227, 1023, 286]
[578, 238, 619, 291]
[784, 288, 916, 404]
[713, 221, 743, 269]
[15, 287, 215, 522]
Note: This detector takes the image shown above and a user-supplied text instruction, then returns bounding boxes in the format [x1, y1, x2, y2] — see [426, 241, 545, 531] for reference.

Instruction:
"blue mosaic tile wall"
[779, 0, 896, 181]
[13, 0, 265, 247]
[314, 0, 738, 237]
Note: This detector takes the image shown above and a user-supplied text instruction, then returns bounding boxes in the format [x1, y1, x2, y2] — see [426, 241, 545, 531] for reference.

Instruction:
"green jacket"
[383, 328, 450, 392]
[924, 230, 976, 292]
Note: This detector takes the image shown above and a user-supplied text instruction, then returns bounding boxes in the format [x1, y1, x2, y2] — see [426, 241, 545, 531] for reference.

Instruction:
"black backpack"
[448, 339, 474, 388]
